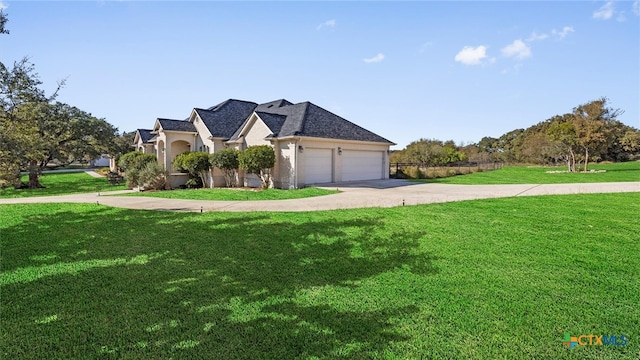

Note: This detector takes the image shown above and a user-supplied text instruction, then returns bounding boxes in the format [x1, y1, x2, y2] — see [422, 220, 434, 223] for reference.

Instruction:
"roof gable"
[134, 129, 154, 144]
[228, 111, 288, 142]
[194, 99, 257, 138]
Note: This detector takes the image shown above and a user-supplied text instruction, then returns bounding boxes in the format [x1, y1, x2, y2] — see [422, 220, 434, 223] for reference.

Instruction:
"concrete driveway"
[0, 180, 638, 212]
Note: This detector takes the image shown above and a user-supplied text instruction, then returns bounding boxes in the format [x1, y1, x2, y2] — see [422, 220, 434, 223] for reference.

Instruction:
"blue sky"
[1, 1, 638, 149]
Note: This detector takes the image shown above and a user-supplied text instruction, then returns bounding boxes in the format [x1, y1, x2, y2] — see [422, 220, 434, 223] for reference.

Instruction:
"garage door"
[304, 148, 333, 184]
[341, 150, 383, 181]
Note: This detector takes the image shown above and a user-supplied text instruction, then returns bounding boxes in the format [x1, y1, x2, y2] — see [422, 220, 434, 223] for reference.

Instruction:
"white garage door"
[341, 150, 383, 181]
[304, 148, 333, 184]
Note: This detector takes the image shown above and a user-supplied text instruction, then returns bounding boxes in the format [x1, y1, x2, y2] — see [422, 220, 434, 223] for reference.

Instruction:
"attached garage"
[341, 150, 384, 181]
[304, 148, 333, 184]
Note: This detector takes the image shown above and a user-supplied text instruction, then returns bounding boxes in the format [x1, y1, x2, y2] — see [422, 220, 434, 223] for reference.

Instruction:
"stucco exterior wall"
[209, 139, 233, 187]
[231, 114, 391, 188]
[275, 141, 296, 189]
[191, 115, 215, 153]
[153, 130, 196, 188]
[296, 137, 390, 187]
[244, 117, 272, 147]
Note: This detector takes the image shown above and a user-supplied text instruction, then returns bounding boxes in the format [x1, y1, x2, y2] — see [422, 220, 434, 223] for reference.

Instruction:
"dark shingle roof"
[249, 101, 393, 144]
[195, 99, 257, 138]
[255, 99, 293, 111]
[157, 118, 197, 132]
[136, 129, 154, 143]
[255, 112, 287, 135]
[154, 98, 392, 144]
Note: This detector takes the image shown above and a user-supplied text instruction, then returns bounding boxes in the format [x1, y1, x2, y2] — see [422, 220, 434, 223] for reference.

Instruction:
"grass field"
[120, 187, 339, 201]
[1, 193, 638, 359]
[0, 172, 125, 198]
[416, 161, 640, 184]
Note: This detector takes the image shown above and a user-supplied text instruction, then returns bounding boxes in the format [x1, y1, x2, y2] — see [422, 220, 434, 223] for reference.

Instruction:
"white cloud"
[454, 45, 488, 65]
[634, 0, 639, 16]
[363, 53, 385, 64]
[552, 26, 575, 39]
[526, 32, 549, 42]
[593, 1, 615, 20]
[316, 19, 336, 31]
[501, 40, 532, 60]
[0, 1, 7, 10]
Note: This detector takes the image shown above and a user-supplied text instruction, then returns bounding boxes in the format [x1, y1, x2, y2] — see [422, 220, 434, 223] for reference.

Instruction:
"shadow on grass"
[1, 205, 437, 358]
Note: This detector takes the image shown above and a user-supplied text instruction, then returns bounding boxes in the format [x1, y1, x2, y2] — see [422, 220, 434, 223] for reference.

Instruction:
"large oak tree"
[1, 51, 118, 188]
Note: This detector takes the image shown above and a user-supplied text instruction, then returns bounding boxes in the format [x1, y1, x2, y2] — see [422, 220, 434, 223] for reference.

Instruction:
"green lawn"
[120, 187, 339, 201]
[417, 161, 640, 184]
[0, 172, 126, 198]
[1, 194, 638, 359]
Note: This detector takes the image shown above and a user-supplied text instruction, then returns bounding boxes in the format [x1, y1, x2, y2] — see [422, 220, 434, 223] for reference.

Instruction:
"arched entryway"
[170, 140, 191, 172]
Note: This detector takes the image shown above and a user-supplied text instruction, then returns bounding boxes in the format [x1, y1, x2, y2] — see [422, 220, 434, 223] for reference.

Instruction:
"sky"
[1, 1, 638, 149]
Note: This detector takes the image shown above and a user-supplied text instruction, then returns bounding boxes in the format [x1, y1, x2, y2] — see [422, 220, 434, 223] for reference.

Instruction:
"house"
[133, 129, 155, 154]
[90, 155, 111, 167]
[138, 99, 394, 189]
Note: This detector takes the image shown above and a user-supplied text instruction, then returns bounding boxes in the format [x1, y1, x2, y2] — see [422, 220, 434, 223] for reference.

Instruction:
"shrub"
[125, 168, 140, 189]
[410, 166, 423, 179]
[138, 162, 169, 190]
[118, 151, 157, 189]
[239, 145, 275, 189]
[174, 151, 211, 188]
[210, 148, 240, 187]
[118, 151, 155, 173]
[106, 171, 124, 185]
[185, 177, 203, 189]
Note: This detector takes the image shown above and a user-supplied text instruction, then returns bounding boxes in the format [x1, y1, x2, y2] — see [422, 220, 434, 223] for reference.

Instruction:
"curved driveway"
[1, 180, 638, 212]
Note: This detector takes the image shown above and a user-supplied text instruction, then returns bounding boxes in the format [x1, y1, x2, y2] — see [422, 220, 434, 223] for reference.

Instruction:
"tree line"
[392, 98, 639, 172]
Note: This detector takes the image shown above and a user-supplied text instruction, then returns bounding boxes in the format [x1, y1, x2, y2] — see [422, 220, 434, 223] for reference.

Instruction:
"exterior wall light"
[338, 147, 342, 155]
[298, 145, 304, 152]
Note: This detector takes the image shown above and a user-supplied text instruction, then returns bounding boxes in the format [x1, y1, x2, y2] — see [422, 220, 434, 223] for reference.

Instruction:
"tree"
[477, 136, 500, 161]
[1, 56, 118, 188]
[0, 9, 9, 35]
[520, 132, 560, 165]
[620, 129, 640, 154]
[394, 138, 466, 166]
[547, 118, 578, 172]
[404, 139, 440, 165]
[210, 148, 240, 187]
[108, 131, 136, 171]
[496, 129, 525, 163]
[1, 57, 60, 188]
[239, 145, 275, 189]
[173, 151, 212, 188]
[1, 11, 118, 188]
[572, 97, 622, 171]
